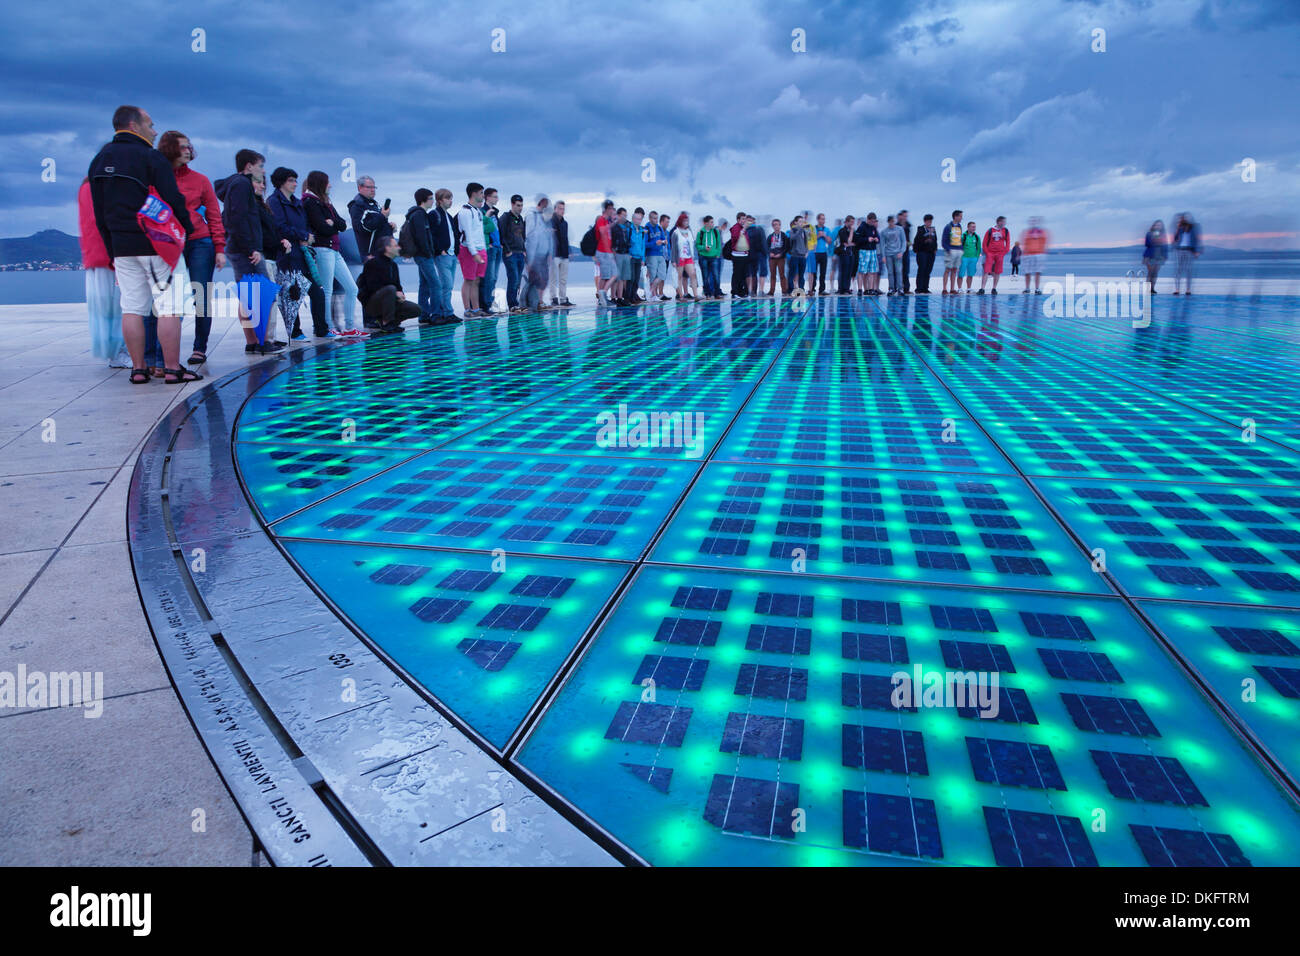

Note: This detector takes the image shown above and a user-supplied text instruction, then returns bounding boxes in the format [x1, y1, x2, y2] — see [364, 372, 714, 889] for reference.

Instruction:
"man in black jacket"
[348, 176, 393, 260]
[406, 189, 438, 324]
[499, 194, 527, 312]
[88, 105, 197, 383]
[913, 214, 938, 294]
[356, 237, 420, 332]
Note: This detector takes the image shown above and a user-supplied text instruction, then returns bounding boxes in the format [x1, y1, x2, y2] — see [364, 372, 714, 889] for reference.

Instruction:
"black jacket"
[744, 224, 766, 259]
[611, 220, 630, 254]
[913, 224, 938, 254]
[267, 189, 310, 271]
[499, 211, 526, 254]
[854, 222, 879, 251]
[429, 205, 459, 256]
[88, 131, 193, 259]
[214, 172, 260, 256]
[767, 231, 790, 256]
[356, 255, 402, 303]
[257, 199, 281, 259]
[348, 193, 392, 258]
[553, 216, 569, 259]
[404, 205, 434, 258]
[835, 226, 855, 255]
[304, 194, 347, 249]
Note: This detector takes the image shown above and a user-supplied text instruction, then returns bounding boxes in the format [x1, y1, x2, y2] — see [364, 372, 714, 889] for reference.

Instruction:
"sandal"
[129, 368, 151, 385]
[164, 367, 204, 385]
[187, 351, 206, 366]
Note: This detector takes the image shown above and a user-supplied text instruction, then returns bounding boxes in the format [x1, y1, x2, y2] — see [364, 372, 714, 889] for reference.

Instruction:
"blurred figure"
[1010, 241, 1021, 275]
[1020, 217, 1049, 293]
[1172, 213, 1201, 295]
[78, 176, 126, 367]
[1143, 220, 1168, 294]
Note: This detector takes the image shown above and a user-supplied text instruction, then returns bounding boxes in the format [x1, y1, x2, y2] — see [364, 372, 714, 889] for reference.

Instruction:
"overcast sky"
[4, 0, 1299, 247]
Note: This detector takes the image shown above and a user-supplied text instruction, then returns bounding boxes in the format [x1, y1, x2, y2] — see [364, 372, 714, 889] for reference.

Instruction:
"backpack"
[580, 226, 598, 257]
[398, 217, 417, 258]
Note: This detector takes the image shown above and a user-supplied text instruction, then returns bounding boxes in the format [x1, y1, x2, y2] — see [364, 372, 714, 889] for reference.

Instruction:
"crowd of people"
[83, 104, 1205, 382]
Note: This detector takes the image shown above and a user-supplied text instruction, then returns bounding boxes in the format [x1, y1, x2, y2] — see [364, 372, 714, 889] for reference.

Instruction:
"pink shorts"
[678, 257, 694, 268]
[458, 247, 485, 280]
[983, 254, 1005, 275]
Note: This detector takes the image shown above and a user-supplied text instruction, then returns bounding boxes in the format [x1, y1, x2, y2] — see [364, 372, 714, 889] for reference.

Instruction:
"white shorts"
[943, 249, 963, 270]
[1022, 253, 1045, 274]
[115, 255, 195, 317]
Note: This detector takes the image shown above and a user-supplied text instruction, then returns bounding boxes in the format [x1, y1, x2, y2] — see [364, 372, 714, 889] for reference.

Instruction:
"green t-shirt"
[962, 231, 981, 257]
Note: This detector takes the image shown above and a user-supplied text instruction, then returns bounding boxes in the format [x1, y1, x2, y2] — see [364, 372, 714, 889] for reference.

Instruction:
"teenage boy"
[834, 216, 856, 294]
[695, 215, 722, 298]
[500, 194, 527, 312]
[766, 218, 790, 295]
[941, 210, 963, 294]
[626, 208, 647, 303]
[854, 213, 881, 294]
[645, 209, 668, 302]
[429, 188, 460, 322]
[480, 187, 502, 312]
[979, 215, 1010, 294]
[456, 182, 488, 316]
[813, 213, 832, 294]
[897, 210, 913, 293]
[610, 207, 631, 305]
[550, 200, 571, 306]
[744, 215, 765, 297]
[960, 221, 981, 291]
[913, 214, 938, 294]
[214, 147, 283, 353]
[406, 188, 437, 323]
[593, 200, 617, 307]
[730, 213, 750, 297]
[880, 215, 905, 295]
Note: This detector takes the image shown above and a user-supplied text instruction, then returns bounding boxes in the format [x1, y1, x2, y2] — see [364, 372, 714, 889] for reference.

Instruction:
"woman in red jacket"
[159, 131, 227, 366]
[78, 178, 126, 367]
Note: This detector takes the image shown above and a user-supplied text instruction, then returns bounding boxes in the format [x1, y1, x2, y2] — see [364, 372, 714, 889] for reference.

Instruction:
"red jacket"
[78, 180, 111, 269]
[983, 226, 1010, 257]
[174, 164, 226, 253]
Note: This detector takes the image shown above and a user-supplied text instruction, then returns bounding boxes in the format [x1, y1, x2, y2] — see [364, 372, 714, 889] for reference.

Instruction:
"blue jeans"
[481, 246, 502, 309]
[312, 246, 358, 329]
[433, 254, 456, 317]
[787, 255, 806, 289]
[700, 257, 722, 297]
[186, 237, 216, 353]
[414, 256, 438, 319]
[503, 252, 525, 308]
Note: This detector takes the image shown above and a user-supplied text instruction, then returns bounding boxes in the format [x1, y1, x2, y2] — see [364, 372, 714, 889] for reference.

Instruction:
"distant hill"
[0, 229, 81, 265]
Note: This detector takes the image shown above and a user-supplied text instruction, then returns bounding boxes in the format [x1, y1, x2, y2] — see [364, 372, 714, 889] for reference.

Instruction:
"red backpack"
[136, 187, 185, 267]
